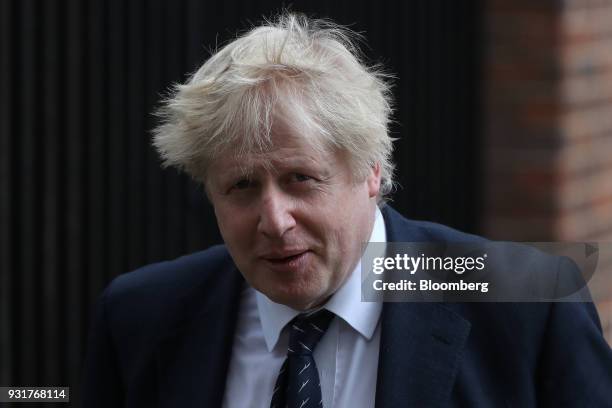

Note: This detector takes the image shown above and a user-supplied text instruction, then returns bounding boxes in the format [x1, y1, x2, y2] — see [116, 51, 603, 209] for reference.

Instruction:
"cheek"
[318, 226, 350, 268]
[214, 206, 252, 248]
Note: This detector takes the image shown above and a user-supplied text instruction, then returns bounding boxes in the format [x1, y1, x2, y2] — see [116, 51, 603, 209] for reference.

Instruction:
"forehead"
[213, 135, 331, 176]
[210, 118, 336, 174]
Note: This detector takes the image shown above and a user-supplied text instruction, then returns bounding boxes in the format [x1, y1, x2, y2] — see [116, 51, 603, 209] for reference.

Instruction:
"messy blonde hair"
[153, 13, 396, 200]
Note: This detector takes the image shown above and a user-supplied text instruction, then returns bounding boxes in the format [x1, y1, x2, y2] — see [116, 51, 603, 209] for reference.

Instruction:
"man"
[82, 14, 612, 407]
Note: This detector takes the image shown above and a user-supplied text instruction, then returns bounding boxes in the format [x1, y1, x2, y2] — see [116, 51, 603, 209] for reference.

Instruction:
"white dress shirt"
[222, 207, 386, 408]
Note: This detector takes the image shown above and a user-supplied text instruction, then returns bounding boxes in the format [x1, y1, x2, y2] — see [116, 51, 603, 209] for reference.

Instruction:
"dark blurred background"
[2, 0, 612, 406]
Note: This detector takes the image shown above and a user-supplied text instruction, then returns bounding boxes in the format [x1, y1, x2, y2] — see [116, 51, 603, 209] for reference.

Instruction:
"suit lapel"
[155, 265, 244, 408]
[375, 206, 472, 407]
[375, 302, 470, 407]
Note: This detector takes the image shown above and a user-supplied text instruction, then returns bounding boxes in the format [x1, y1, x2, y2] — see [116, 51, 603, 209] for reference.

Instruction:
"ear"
[366, 162, 382, 198]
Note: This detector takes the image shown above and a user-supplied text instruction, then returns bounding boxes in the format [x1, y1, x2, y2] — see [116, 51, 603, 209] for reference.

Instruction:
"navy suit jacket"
[82, 206, 612, 407]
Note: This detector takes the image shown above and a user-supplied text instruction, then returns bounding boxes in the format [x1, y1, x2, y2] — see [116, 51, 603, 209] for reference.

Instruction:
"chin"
[266, 285, 327, 310]
[246, 264, 332, 309]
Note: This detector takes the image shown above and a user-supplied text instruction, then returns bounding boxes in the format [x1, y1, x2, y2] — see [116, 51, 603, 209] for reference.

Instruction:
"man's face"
[206, 122, 381, 310]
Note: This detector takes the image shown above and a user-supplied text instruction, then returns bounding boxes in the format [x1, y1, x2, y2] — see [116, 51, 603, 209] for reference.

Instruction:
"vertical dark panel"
[65, 0, 85, 392]
[107, 0, 127, 277]
[86, 0, 108, 301]
[370, 0, 482, 233]
[184, 0, 206, 88]
[164, 0, 187, 260]
[126, 0, 146, 269]
[457, 1, 482, 230]
[41, 0, 62, 385]
[0, 0, 14, 387]
[451, 1, 470, 227]
[428, 0, 442, 220]
[18, 0, 41, 384]
[416, 0, 432, 218]
[145, 0, 166, 263]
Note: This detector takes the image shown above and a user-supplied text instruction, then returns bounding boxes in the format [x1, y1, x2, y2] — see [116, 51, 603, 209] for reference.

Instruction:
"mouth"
[261, 250, 311, 268]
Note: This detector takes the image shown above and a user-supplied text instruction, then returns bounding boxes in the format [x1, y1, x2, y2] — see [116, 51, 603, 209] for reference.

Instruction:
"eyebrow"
[231, 152, 323, 171]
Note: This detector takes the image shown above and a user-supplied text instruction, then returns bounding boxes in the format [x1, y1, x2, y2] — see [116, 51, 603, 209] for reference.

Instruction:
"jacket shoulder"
[382, 205, 486, 243]
[92, 245, 240, 379]
[97, 245, 239, 346]
[105, 244, 234, 300]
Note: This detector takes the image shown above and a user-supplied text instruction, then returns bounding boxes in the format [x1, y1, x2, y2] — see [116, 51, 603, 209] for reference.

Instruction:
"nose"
[257, 185, 296, 238]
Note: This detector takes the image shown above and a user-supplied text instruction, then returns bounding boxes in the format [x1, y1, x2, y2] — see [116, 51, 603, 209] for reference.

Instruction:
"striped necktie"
[270, 309, 335, 408]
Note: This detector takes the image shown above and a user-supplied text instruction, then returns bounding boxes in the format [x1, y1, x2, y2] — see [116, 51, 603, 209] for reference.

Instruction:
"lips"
[260, 248, 308, 260]
[266, 252, 306, 265]
[260, 250, 311, 269]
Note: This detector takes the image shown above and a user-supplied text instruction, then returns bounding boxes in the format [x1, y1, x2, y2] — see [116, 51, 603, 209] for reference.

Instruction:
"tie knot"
[288, 309, 334, 356]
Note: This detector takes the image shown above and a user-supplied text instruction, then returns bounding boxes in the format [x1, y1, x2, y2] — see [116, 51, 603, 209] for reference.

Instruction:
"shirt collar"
[256, 206, 386, 352]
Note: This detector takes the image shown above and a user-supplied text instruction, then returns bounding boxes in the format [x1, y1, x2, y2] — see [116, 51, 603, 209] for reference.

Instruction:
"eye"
[230, 178, 252, 191]
[291, 173, 313, 183]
